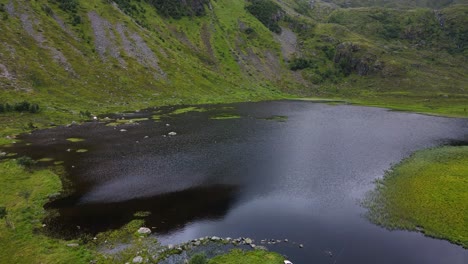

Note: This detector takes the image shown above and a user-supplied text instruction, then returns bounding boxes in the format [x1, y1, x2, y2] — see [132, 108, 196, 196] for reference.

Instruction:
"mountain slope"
[0, 0, 467, 139]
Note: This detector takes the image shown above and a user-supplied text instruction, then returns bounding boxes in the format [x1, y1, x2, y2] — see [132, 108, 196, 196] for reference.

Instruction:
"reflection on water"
[3, 101, 468, 264]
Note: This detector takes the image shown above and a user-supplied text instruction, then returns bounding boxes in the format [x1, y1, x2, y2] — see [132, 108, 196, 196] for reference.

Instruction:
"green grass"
[0, 160, 93, 263]
[208, 249, 284, 264]
[364, 146, 468, 248]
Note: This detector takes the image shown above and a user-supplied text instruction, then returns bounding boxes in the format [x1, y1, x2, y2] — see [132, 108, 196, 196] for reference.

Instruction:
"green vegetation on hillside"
[318, 0, 467, 8]
[364, 146, 468, 248]
[245, 0, 285, 33]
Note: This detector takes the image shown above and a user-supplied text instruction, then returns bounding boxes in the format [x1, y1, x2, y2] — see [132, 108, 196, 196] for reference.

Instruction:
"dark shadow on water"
[43, 184, 238, 239]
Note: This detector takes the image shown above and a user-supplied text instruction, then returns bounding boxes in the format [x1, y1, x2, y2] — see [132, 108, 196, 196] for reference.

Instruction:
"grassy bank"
[364, 146, 468, 248]
[208, 249, 284, 264]
[0, 160, 93, 263]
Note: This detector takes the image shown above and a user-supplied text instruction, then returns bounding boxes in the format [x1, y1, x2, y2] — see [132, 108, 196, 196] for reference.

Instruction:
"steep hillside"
[0, 0, 467, 139]
[0, 0, 306, 135]
[313, 0, 468, 8]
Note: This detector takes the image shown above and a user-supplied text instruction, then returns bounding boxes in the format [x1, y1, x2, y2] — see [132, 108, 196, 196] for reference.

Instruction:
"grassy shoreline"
[364, 146, 468, 248]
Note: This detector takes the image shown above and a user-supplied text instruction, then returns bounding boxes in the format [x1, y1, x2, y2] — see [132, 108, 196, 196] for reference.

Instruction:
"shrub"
[245, 0, 285, 33]
[0, 207, 6, 219]
[14, 101, 31, 112]
[51, 0, 79, 13]
[289, 58, 315, 71]
[80, 110, 92, 117]
[16, 156, 37, 168]
[42, 4, 53, 16]
[0, 102, 40, 114]
[147, 0, 209, 19]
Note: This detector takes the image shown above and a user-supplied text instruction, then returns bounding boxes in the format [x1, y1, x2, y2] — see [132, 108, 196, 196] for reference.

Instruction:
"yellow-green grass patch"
[364, 146, 468, 248]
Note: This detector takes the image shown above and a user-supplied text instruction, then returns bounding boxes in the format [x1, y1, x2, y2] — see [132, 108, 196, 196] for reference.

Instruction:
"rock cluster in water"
[148, 234, 304, 263]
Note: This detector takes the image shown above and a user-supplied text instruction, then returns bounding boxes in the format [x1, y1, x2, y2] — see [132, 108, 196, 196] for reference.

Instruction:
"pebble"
[132, 256, 143, 263]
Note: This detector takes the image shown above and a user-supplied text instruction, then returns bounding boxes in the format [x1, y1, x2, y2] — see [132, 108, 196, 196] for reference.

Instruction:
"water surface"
[4, 101, 468, 263]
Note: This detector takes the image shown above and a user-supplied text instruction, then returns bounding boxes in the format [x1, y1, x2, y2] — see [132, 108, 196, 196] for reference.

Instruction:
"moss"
[169, 106, 207, 115]
[260, 115, 288, 122]
[364, 146, 468, 248]
[208, 249, 284, 264]
[67, 138, 85, 143]
[210, 114, 241, 120]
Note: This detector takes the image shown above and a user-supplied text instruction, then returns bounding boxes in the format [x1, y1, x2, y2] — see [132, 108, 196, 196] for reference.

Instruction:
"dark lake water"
[3, 101, 468, 263]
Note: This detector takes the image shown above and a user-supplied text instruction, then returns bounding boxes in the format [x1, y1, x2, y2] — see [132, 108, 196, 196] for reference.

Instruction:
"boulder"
[137, 227, 151, 235]
[132, 256, 143, 263]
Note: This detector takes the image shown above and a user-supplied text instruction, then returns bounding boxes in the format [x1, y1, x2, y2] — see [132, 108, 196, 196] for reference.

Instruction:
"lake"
[4, 101, 468, 263]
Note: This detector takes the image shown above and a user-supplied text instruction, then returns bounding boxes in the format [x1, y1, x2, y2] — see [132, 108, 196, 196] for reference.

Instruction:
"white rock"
[168, 132, 177, 136]
[67, 243, 79, 247]
[120, 129, 127, 132]
[137, 227, 151, 235]
[284, 261, 293, 264]
[132, 256, 143, 263]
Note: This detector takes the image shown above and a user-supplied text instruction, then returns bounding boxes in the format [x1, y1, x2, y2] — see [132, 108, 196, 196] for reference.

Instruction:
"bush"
[0, 102, 40, 114]
[289, 58, 315, 71]
[14, 101, 31, 112]
[79, 110, 92, 117]
[245, 0, 285, 33]
[147, 0, 209, 19]
[42, 4, 53, 16]
[0, 207, 6, 219]
[16, 156, 37, 168]
[51, 0, 79, 13]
